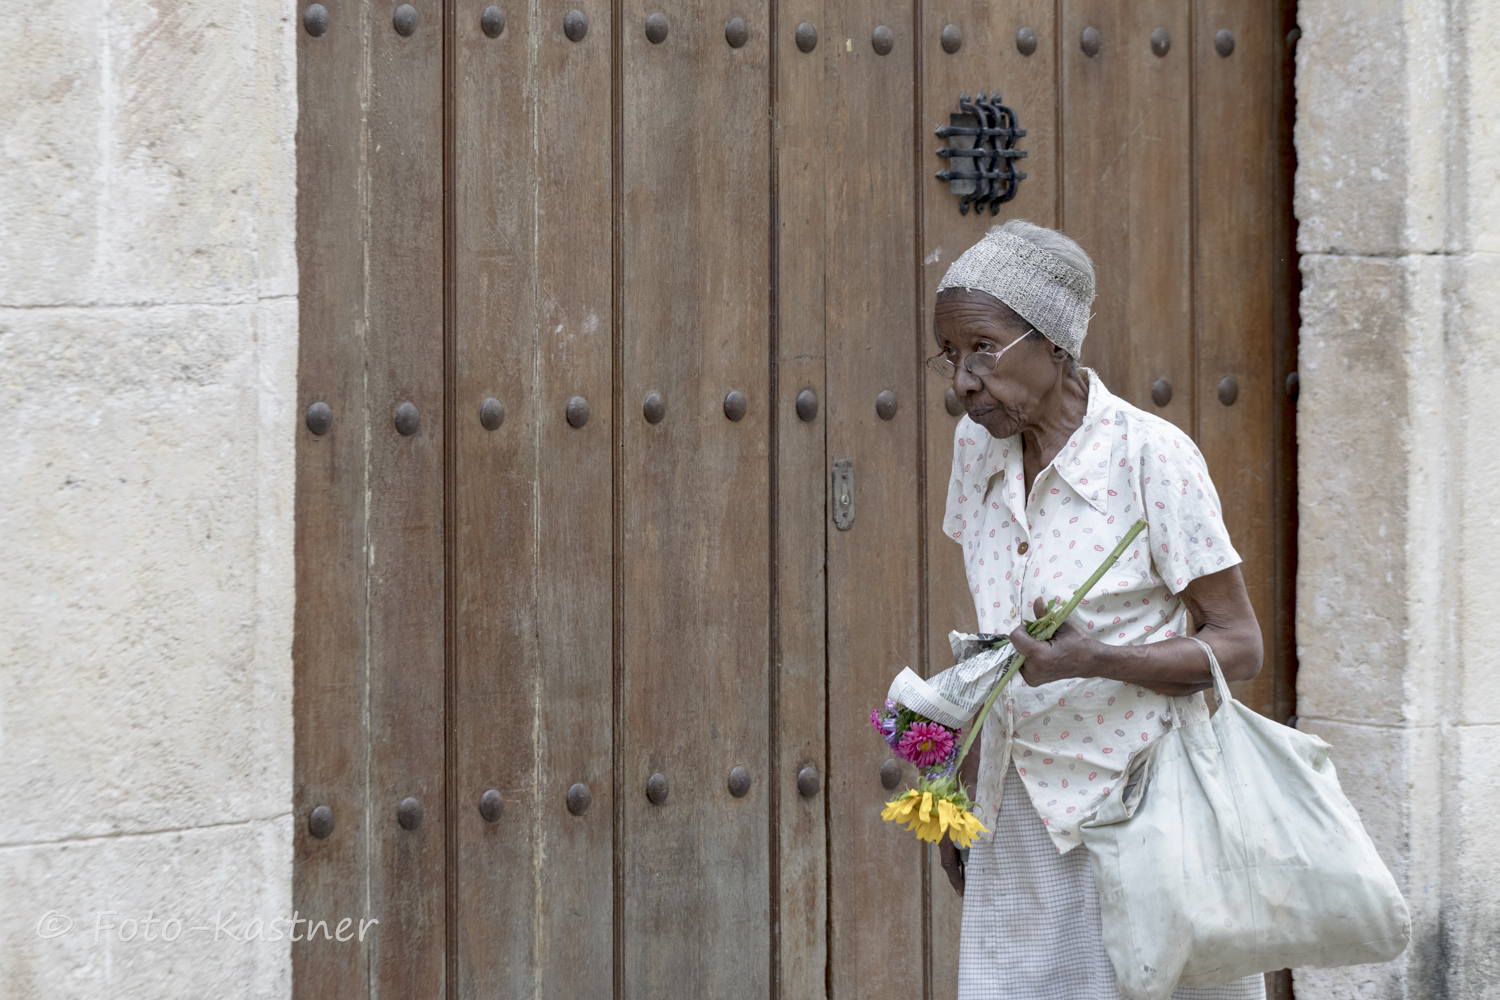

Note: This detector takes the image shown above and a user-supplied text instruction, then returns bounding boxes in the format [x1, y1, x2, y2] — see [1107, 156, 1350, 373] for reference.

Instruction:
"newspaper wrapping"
[885, 631, 1019, 730]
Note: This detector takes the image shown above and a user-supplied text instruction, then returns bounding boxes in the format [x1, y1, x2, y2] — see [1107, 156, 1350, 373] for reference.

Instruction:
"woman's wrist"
[1074, 635, 1115, 679]
[1087, 636, 1217, 695]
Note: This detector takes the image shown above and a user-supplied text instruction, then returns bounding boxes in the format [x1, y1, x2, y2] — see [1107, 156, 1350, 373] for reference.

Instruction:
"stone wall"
[0, 2, 298, 997]
[1294, 0, 1500, 996]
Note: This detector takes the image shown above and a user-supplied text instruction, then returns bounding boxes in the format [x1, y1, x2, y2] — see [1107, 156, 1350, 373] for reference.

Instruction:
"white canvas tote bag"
[1079, 638, 1410, 1000]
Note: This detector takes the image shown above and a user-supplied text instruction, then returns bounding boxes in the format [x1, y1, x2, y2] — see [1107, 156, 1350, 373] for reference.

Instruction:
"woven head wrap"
[936, 222, 1096, 358]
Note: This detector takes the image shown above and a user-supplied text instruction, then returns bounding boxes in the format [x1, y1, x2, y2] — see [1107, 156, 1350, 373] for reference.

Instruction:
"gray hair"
[998, 220, 1095, 297]
[936, 219, 1096, 361]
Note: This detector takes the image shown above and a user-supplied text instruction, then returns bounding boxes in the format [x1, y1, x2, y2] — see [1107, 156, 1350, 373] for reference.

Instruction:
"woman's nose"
[952, 364, 983, 395]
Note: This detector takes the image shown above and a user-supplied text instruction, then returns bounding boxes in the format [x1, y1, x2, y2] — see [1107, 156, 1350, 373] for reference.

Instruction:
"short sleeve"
[1140, 427, 1241, 594]
[942, 420, 972, 543]
[942, 418, 999, 544]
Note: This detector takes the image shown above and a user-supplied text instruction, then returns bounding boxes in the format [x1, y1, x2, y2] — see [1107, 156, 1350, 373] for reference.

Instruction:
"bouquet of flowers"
[874, 518, 1148, 848]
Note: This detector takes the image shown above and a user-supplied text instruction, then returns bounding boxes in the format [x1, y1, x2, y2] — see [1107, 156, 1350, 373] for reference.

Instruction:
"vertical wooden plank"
[364, 1, 448, 994]
[917, 4, 1060, 994]
[919, 0, 1059, 676]
[1192, 1, 1279, 717]
[452, 2, 540, 996]
[823, 2, 924, 997]
[1194, 9, 1301, 998]
[775, 2, 829, 997]
[1060, 1, 1193, 422]
[534, 2, 615, 996]
[618, 0, 772, 996]
[293, 1, 369, 994]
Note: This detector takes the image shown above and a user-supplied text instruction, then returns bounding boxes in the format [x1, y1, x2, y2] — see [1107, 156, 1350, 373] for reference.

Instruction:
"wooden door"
[293, 2, 1297, 998]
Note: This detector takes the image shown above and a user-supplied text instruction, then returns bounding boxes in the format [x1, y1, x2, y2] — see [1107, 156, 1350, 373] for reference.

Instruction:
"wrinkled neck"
[1020, 368, 1088, 482]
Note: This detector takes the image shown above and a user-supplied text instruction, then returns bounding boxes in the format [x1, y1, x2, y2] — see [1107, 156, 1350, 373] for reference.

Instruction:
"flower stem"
[1049, 517, 1148, 628]
[947, 518, 1148, 777]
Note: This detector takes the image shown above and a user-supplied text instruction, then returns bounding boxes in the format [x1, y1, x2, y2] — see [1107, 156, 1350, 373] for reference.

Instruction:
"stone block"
[0, 302, 293, 841]
[0, 0, 295, 306]
[1295, 0, 1414, 255]
[1295, 254, 1449, 726]
[0, 817, 291, 1000]
[1294, 718, 1442, 999]
[1444, 723, 1500, 996]
[1461, 4, 1500, 253]
[251, 296, 297, 754]
[1294, 962, 1407, 1000]
[253, 0, 298, 300]
[1455, 252, 1500, 724]
[0, 1, 106, 305]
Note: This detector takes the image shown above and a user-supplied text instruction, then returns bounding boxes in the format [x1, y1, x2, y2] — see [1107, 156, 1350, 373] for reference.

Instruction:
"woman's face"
[933, 289, 1060, 439]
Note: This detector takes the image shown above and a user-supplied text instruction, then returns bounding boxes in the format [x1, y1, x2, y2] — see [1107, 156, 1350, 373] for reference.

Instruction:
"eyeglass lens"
[927, 330, 1031, 380]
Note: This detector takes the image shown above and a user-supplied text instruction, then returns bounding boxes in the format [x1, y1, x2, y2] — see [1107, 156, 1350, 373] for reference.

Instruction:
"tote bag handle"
[1187, 634, 1234, 707]
[1120, 637, 1230, 818]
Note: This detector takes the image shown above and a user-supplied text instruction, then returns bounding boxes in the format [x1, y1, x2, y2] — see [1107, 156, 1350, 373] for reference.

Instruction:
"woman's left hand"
[1009, 596, 1099, 686]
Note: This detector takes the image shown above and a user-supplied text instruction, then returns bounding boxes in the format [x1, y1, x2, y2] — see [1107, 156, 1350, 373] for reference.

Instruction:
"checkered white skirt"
[957, 764, 1266, 1000]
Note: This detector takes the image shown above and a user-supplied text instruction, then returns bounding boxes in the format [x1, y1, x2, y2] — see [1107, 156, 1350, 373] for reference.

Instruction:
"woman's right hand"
[939, 835, 965, 896]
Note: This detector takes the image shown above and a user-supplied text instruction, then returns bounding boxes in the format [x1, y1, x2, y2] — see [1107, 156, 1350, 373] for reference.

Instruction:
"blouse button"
[1017, 541, 1030, 555]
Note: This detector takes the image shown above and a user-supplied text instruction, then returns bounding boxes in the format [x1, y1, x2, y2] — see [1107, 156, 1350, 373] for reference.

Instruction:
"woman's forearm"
[1012, 566, 1265, 695]
[1079, 627, 1261, 696]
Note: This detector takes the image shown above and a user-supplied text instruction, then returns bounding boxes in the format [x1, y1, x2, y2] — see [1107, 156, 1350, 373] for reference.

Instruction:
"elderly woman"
[933, 221, 1266, 1000]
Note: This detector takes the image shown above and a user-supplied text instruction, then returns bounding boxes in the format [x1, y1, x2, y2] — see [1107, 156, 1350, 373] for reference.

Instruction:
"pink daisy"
[895, 722, 956, 768]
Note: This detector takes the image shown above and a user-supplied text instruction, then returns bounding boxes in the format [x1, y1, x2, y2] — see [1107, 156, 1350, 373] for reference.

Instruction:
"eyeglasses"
[925, 330, 1034, 380]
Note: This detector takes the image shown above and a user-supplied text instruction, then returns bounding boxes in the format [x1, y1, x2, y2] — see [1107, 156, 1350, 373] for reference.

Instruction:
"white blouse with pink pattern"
[942, 370, 1241, 852]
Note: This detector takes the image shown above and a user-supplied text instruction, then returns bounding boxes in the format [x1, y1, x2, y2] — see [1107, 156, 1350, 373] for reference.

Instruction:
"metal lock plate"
[832, 459, 854, 531]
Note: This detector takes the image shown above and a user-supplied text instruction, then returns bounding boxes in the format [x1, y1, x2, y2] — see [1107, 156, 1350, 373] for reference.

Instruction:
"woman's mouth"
[967, 400, 1000, 420]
